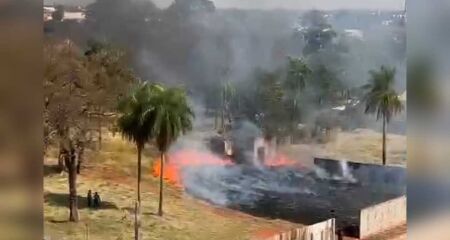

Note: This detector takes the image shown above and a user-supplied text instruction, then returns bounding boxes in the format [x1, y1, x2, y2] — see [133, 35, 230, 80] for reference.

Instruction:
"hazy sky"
[153, 0, 405, 10]
[46, 0, 405, 10]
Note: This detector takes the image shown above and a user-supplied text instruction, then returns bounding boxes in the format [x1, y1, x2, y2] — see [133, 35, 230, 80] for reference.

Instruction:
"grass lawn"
[44, 133, 298, 240]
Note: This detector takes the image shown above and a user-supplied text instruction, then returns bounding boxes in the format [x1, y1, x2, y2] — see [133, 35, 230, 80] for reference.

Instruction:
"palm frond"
[363, 66, 403, 122]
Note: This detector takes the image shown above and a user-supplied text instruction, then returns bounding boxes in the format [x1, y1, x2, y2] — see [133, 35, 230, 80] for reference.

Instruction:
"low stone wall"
[359, 196, 406, 239]
[263, 218, 336, 240]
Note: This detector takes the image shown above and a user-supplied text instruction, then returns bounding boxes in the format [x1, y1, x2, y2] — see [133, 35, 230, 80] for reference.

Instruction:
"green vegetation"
[117, 82, 162, 239]
[150, 87, 194, 216]
[43, 1, 406, 238]
[363, 66, 404, 165]
[44, 135, 298, 240]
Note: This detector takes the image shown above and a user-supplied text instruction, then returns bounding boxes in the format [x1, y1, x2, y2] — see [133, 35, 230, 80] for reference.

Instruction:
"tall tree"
[85, 0, 160, 55]
[256, 71, 287, 138]
[284, 57, 311, 140]
[84, 40, 135, 150]
[220, 81, 236, 132]
[363, 66, 403, 165]
[117, 82, 162, 240]
[299, 10, 337, 55]
[152, 87, 194, 216]
[44, 40, 91, 222]
[309, 64, 345, 107]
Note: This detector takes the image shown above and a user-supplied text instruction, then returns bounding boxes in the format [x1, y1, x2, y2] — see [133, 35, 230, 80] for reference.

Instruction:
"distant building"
[43, 6, 55, 21]
[43, 5, 86, 22]
[43, 6, 56, 12]
[63, 12, 86, 22]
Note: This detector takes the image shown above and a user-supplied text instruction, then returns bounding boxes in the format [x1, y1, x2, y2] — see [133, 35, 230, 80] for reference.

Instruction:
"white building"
[43, 5, 86, 22]
[63, 12, 86, 22]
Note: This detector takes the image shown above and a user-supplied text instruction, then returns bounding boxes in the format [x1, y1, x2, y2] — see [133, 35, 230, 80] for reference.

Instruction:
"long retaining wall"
[263, 218, 336, 240]
[359, 196, 406, 239]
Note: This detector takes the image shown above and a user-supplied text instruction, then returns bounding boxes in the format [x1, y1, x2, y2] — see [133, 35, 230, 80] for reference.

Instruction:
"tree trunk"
[221, 109, 225, 132]
[291, 99, 297, 144]
[66, 148, 79, 222]
[76, 143, 84, 174]
[58, 150, 65, 172]
[382, 115, 387, 165]
[214, 109, 218, 130]
[137, 145, 142, 203]
[158, 152, 164, 216]
[135, 145, 142, 240]
[85, 223, 89, 240]
[98, 117, 102, 150]
[134, 201, 140, 240]
[221, 93, 225, 132]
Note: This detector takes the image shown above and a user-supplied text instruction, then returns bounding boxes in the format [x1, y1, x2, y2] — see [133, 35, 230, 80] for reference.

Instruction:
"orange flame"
[264, 154, 297, 167]
[152, 150, 303, 188]
[152, 150, 233, 187]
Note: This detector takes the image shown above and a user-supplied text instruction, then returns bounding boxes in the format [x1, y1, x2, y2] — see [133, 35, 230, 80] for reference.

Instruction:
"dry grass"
[280, 128, 406, 167]
[44, 132, 297, 240]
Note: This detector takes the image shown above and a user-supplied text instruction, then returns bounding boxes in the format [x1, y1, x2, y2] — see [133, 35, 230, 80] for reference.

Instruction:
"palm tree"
[220, 81, 236, 132]
[363, 66, 403, 165]
[152, 87, 194, 216]
[285, 57, 311, 92]
[284, 57, 311, 142]
[117, 82, 163, 240]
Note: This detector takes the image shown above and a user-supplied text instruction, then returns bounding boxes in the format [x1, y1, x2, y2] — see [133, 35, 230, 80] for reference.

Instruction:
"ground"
[280, 128, 407, 167]
[44, 129, 406, 240]
[44, 132, 297, 240]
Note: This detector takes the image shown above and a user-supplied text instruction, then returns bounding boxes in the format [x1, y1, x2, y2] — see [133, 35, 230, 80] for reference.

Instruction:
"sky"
[46, 0, 405, 10]
[155, 0, 405, 10]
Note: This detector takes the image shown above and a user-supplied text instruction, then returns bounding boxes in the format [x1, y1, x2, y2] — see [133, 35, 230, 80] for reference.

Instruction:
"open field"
[44, 133, 298, 240]
[44, 128, 406, 240]
[280, 128, 406, 167]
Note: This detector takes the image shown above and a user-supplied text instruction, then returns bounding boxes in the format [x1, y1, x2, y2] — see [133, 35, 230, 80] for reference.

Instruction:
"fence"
[262, 218, 336, 240]
[359, 196, 406, 239]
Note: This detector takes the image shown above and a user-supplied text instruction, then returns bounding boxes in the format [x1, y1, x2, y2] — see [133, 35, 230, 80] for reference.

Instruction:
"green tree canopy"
[117, 82, 163, 148]
[284, 57, 311, 92]
[150, 86, 194, 216]
[300, 10, 337, 55]
[363, 65, 403, 165]
[152, 87, 194, 152]
[363, 66, 403, 122]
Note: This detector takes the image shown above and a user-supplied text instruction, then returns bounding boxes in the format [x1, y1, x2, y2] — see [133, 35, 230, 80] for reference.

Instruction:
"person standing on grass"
[87, 190, 92, 208]
[93, 192, 101, 208]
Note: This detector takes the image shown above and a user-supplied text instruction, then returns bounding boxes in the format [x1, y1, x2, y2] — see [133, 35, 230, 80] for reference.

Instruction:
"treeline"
[43, 1, 404, 234]
[44, 38, 137, 221]
[44, 38, 195, 230]
[44, 39, 135, 154]
[45, 0, 405, 143]
[210, 11, 365, 142]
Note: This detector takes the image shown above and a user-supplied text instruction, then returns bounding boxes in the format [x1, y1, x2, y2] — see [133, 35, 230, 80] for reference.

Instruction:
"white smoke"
[167, 102, 316, 206]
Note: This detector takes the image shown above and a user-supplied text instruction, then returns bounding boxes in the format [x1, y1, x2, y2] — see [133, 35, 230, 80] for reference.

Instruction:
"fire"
[152, 150, 303, 188]
[152, 150, 233, 187]
[264, 153, 298, 167]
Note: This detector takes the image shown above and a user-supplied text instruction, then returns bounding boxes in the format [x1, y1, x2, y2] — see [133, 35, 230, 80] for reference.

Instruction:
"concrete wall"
[305, 218, 336, 240]
[262, 219, 336, 240]
[359, 196, 406, 239]
[314, 158, 406, 191]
